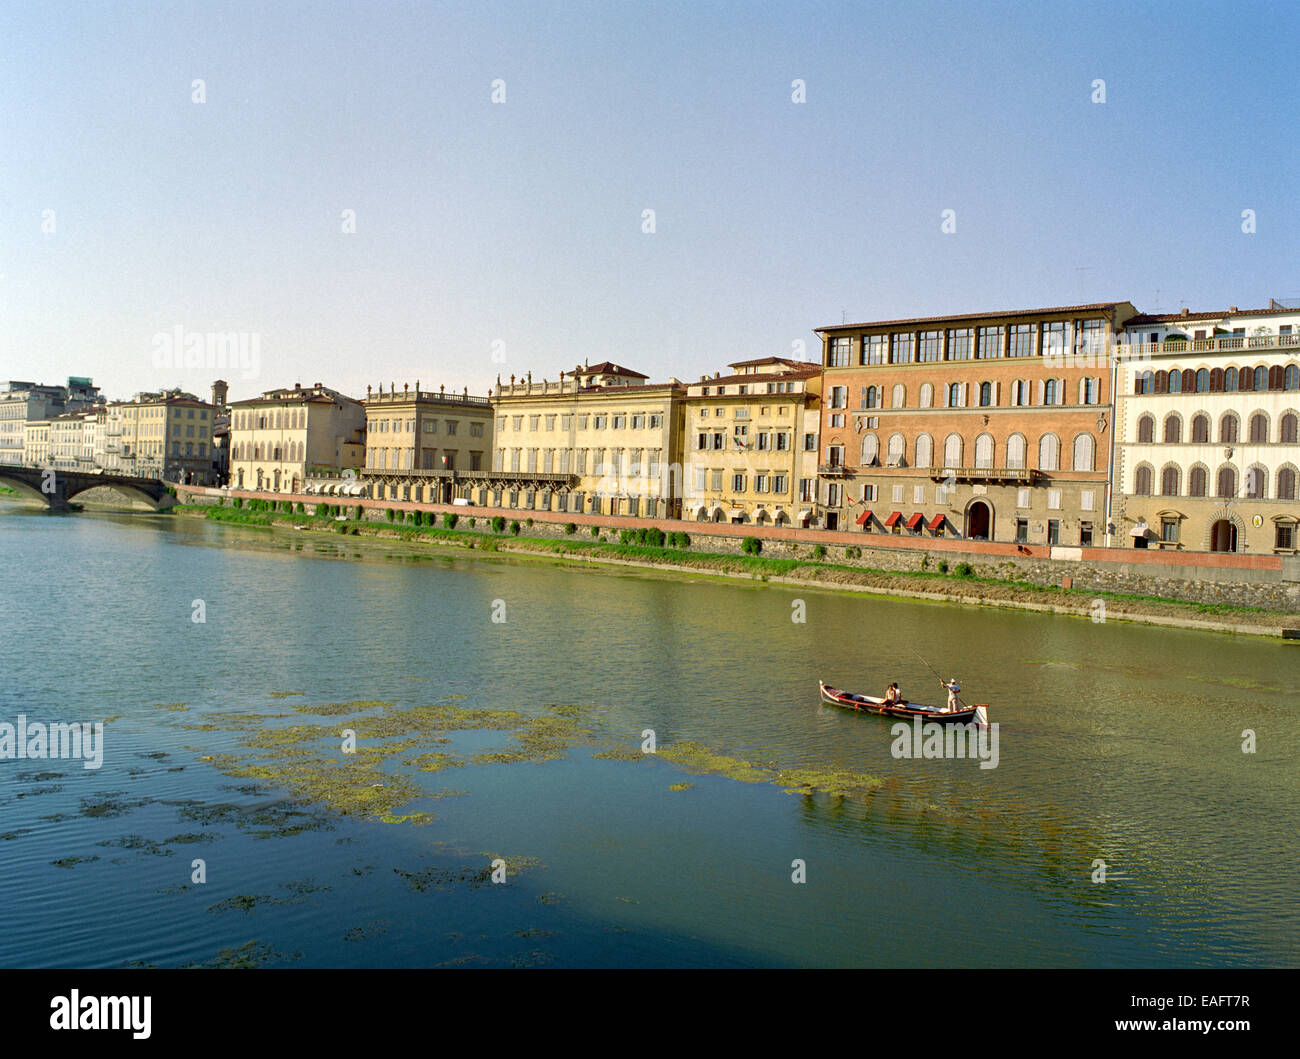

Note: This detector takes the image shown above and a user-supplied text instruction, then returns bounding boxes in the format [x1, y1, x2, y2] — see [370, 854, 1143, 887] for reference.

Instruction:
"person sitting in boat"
[940, 679, 961, 712]
[882, 683, 902, 706]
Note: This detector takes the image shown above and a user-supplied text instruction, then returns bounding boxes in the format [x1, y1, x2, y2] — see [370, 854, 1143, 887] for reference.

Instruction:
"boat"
[818, 680, 988, 726]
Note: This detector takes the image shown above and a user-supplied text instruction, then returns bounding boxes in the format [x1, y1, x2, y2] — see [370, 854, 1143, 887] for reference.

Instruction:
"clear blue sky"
[2, 0, 1296, 403]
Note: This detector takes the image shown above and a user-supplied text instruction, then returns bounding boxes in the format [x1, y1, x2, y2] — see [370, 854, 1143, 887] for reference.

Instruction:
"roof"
[818, 302, 1133, 333]
[577, 361, 648, 379]
[689, 369, 816, 388]
[1125, 307, 1296, 326]
[726, 356, 813, 370]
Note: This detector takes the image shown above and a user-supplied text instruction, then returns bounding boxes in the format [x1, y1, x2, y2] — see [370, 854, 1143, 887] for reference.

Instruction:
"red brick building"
[815, 302, 1138, 545]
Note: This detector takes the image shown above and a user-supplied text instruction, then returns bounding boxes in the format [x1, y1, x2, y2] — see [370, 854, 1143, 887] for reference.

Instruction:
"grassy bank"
[174, 501, 1297, 634]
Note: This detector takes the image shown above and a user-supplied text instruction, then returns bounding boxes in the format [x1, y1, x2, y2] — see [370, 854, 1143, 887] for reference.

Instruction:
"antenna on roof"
[841, 309, 846, 324]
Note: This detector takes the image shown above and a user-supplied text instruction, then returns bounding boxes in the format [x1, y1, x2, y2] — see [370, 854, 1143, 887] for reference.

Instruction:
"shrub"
[812, 544, 827, 559]
[232, 497, 243, 508]
[846, 546, 861, 559]
[937, 559, 949, 574]
[492, 516, 506, 533]
[526, 518, 534, 527]
[353, 505, 362, 520]
[645, 527, 665, 548]
[590, 525, 600, 537]
[510, 521, 521, 535]
[619, 529, 632, 545]
[296, 502, 305, 514]
[742, 537, 762, 555]
[955, 562, 974, 578]
[384, 508, 395, 521]
[565, 523, 577, 535]
[468, 517, 476, 528]
[443, 513, 458, 529]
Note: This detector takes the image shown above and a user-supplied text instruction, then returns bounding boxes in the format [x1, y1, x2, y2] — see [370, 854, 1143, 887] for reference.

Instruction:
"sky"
[1, 0, 1297, 404]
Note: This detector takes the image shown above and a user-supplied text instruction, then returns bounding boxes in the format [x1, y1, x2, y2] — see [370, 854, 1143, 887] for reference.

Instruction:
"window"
[979, 382, 993, 407]
[947, 383, 963, 408]
[1135, 465, 1153, 495]
[914, 433, 932, 468]
[860, 434, 879, 465]
[943, 433, 962, 467]
[1160, 518, 1179, 543]
[1137, 415, 1155, 443]
[890, 332, 914, 364]
[1195, 369, 1209, 392]
[1043, 379, 1058, 405]
[913, 484, 926, 504]
[732, 473, 746, 492]
[887, 433, 905, 465]
[891, 384, 905, 409]
[1047, 519, 1060, 545]
[865, 386, 879, 409]
[1041, 322, 1068, 361]
[891, 484, 904, 503]
[918, 331, 942, 362]
[1005, 434, 1026, 469]
[1216, 466, 1236, 498]
[1038, 433, 1060, 471]
[830, 414, 844, 427]
[919, 383, 933, 408]
[975, 433, 994, 468]
[1188, 465, 1207, 497]
[1249, 413, 1268, 443]
[864, 335, 887, 364]
[947, 328, 973, 360]
[1047, 489, 1062, 510]
[613, 415, 626, 429]
[1162, 415, 1182, 444]
[1079, 377, 1099, 404]
[1017, 488, 1031, 508]
[1009, 324, 1034, 358]
[755, 474, 768, 493]
[830, 337, 851, 366]
[1245, 465, 1266, 499]
[1160, 466, 1179, 495]
[977, 326, 1003, 359]
[758, 432, 771, 450]
[1080, 522, 1093, 546]
[773, 474, 787, 493]
[1081, 489, 1095, 511]
[632, 414, 644, 429]
[1220, 414, 1239, 443]
[713, 433, 724, 450]
[1277, 522, 1296, 551]
[830, 386, 847, 409]
[1281, 414, 1299, 444]
[1015, 519, 1029, 543]
[776, 432, 789, 450]
[1012, 380, 1030, 406]
[804, 433, 816, 451]
[594, 415, 607, 430]
[1073, 434, 1094, 472]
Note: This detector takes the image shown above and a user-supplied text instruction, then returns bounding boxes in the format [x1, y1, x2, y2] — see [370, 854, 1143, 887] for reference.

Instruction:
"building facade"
[363, 382, 492, 476]
[1117, 306, 1300, 553]
[229, 383, 366, 492]
[105, 390, 217, 484]
[0, 378, 100, 466]
[815, 302, 1138, 543]
[680, 357, 822, 524]
[491, 362, 685, 517]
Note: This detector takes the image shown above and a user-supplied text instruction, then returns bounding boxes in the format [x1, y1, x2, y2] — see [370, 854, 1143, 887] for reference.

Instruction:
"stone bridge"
[0, 466, 174, 511]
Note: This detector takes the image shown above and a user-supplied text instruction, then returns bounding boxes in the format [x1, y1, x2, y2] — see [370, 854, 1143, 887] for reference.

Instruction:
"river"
[0, 505, 1295, 967]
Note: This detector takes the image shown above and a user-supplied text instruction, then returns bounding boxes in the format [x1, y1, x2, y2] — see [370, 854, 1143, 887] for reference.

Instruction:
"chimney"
[714, 371, 720, 378]
[1229, 306, 1238, 313]
[1180, 308, 1189, 316]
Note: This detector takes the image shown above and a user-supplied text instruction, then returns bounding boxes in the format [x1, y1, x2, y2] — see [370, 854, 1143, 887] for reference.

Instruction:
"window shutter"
[1037, 380, 1045, 405]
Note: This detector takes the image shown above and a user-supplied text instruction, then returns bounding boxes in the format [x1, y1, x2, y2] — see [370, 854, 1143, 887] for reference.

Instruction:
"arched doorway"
[965, 499, 993, 541]
[1210, 519, 1238, 552]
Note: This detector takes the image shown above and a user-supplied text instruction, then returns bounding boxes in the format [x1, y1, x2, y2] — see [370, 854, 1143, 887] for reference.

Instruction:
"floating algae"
[470, 713, 594, 766]
[51, 856, 100, 869]
[592, 745, 644, 761]
[16, 770, 63, 782]
[269, 691, 306, 699]
[343, 920, 390, 942]
[185, 940, 301, 968]
[154, 702, 189, 712]
[97, 835, 174, 857]
[207, 894, 280, 914]
[651, 741, 886, 800]
[78, 792, 153, 818]
[668, 782, 694, 792]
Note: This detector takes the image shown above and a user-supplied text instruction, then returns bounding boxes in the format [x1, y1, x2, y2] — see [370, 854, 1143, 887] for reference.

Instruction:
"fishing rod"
[907, 644, 968, 711]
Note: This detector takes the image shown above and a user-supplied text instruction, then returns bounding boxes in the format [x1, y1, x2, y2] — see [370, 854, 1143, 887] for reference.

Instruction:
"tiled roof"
[819, 302, 1131, 333]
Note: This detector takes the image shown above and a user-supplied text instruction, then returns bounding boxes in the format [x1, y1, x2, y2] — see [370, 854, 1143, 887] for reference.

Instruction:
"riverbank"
[170, 501, 1300, 639]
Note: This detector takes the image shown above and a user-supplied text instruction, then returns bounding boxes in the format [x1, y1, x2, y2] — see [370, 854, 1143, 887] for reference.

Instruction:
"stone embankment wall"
[178, 486, 1300, 612]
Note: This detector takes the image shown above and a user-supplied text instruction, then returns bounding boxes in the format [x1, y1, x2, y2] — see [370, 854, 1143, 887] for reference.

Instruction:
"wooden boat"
[819, 680, 988, 726]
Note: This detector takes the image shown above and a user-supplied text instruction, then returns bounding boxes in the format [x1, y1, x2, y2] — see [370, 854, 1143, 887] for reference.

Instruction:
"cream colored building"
[491, 362, 686, 517]
[1118, 305, 1300, 553]
[23, 419, 50, 467]
[363, 382, 492, 474]
[230, 382, 365, 493]
[680, 357, 822, 524]
[105, 390, 217, 483]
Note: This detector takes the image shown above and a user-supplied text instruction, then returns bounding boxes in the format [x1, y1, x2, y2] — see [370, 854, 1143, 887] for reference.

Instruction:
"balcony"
[1128, 332, 1300, 358]
[818, 463, 851, 477]
[930, 466, 1036, 483]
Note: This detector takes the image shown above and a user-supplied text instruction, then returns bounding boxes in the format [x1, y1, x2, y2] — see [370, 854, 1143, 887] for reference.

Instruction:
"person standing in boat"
[941, 679, 960, 712]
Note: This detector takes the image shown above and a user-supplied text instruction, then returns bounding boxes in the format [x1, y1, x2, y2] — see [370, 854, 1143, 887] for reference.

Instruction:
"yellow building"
[491, 362, 686, 517]
[106, 390, 217, 484]
[680, 357, 822, 525]
[230, 382, 366, 493]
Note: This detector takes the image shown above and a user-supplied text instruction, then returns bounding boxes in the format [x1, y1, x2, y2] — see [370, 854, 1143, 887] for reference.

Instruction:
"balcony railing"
[818, 463, 851, 476]
[1129, 332, 1300, 357]
[930, 466, 1036, 483]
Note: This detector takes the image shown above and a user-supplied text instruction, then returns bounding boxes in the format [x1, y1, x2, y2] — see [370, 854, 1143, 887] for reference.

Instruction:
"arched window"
[1160, 465, 1180, 496]
[1254, 366, 1267, 391]
[1245, 464, 1267, 499]
[948, 383, 963, 408]
[943, 433, 962, 468]
[1249, 413, 1268, 443]
[1073, 434, 1095, 472]
[1154, 371, 1168, 394]
[1224, 368, 1239, 392]
[887, 433, 906, 463]
[1137, 414, 1155, 443]
[866, 387, 879, 409]
[975, 433, 994, 468]
[1286, 365, 1300, 391]
[1188, 465, 1208, 497]
[1209, 368, 1224, 392]
[1006, 434, 1026, 469]
[1181, 369, 1195, 392]
[1195, 368, 1209, 392]
[1038, 433, 1060, 471]
[1239, 367, 1253, 391]
[1278, 466, 1298, 501]
[1216, 466, 1237, 498]
[1220, 413, 1239, 443]
[919, 383, 933, 408]
[1269, 365, 1284, 390]
[891, 383, 905, 409]
[1136, 370, 1153, 394]
[860, 433, 879, 465]
[1044, 379, 1058, 405]
[1135, 464, 1153, 495]
[979, 382, 993, 407]
[914, 433, 933, 468]
[1281, 413, 1298, 444]
[1167, 370, 1183, 394]
[1163, 415, 1181, 444]
[1191, 414, 1210, 443]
